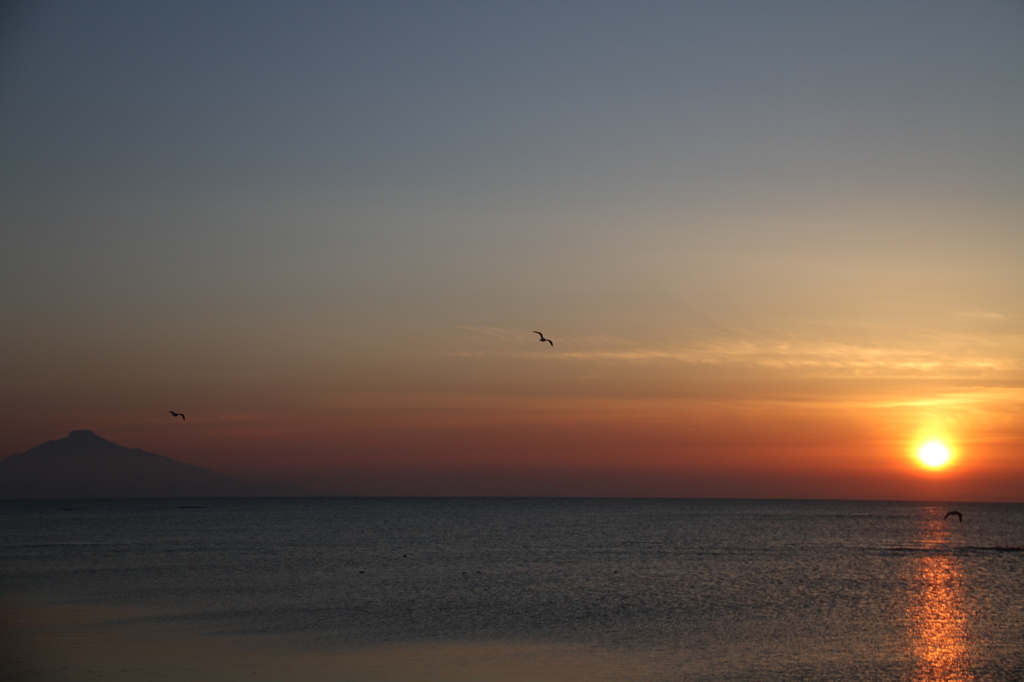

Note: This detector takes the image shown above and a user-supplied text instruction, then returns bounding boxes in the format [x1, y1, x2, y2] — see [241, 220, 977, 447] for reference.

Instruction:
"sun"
[917, 440, 952, 469]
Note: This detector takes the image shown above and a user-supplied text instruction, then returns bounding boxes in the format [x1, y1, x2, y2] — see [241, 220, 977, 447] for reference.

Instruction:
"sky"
[1, 0, 1022, 499]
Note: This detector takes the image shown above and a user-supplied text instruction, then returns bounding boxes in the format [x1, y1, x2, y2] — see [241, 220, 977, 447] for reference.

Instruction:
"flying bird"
[944, 510, 962, 522]
[168, 411, 185, 421]
[533, 331, 553, 346]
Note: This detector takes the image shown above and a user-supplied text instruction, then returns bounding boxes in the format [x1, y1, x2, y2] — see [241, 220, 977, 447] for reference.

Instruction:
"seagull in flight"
[533, 331, 553, 346]
[168, 411, 185, 421]
[944, 510, 962, 522]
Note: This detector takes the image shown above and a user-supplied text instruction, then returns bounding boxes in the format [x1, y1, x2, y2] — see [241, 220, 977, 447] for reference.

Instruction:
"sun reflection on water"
[908, 516, 973, 682]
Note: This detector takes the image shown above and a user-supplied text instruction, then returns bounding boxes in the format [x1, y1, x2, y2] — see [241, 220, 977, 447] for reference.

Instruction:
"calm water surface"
[2, 498, 1023, 680]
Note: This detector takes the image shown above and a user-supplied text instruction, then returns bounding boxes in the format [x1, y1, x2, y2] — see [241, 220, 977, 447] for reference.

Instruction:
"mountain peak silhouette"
[68, 429, 104, 440]
[63, 429, 118, 449]
[0, 431, 313, 499]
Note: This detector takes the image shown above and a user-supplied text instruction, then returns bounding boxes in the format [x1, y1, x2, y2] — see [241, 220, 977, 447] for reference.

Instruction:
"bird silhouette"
[944, 510, 962, 522]
[168, 411, 185, 421]
[533, 331, 553, 346]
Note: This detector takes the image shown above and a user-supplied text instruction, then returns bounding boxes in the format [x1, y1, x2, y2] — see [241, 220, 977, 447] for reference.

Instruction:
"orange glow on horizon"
[5, 380, 1024, 499]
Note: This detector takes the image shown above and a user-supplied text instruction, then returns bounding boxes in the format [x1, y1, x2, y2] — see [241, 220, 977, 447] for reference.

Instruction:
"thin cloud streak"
[455, 327, 1021, 379]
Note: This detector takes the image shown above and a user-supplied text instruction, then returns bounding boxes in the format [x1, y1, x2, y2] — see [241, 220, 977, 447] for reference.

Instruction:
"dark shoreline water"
[3, 497, 1024, 680]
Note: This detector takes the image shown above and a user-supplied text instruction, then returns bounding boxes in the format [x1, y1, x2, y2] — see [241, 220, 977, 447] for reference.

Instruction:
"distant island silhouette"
[0, 430, 314, 499]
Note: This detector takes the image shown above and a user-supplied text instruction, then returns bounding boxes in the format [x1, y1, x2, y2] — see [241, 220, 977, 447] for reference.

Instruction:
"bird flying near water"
[168, 411, 185, 421]
[944, 510, 962, 522]
[533, 331, 553, 346]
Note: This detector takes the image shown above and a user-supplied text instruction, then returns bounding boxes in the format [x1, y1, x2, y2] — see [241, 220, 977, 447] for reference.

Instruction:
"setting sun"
[917, 441, 952, 469]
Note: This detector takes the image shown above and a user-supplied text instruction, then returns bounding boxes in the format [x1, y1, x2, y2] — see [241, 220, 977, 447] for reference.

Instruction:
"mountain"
[0, 430, 314, 499]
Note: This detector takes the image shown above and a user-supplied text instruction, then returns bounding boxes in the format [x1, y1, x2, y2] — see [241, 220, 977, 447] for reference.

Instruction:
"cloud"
[454, 324, 1022, 379]
[566, 339, 1015, 377]
[951, 310, 1014, 321]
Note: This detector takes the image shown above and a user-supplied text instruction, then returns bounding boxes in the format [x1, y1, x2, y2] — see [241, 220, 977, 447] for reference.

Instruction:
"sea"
[1, 498, 1023, 681]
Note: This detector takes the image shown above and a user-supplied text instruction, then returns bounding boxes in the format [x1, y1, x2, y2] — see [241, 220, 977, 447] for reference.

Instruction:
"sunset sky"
[1, 0, 1022, 499]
